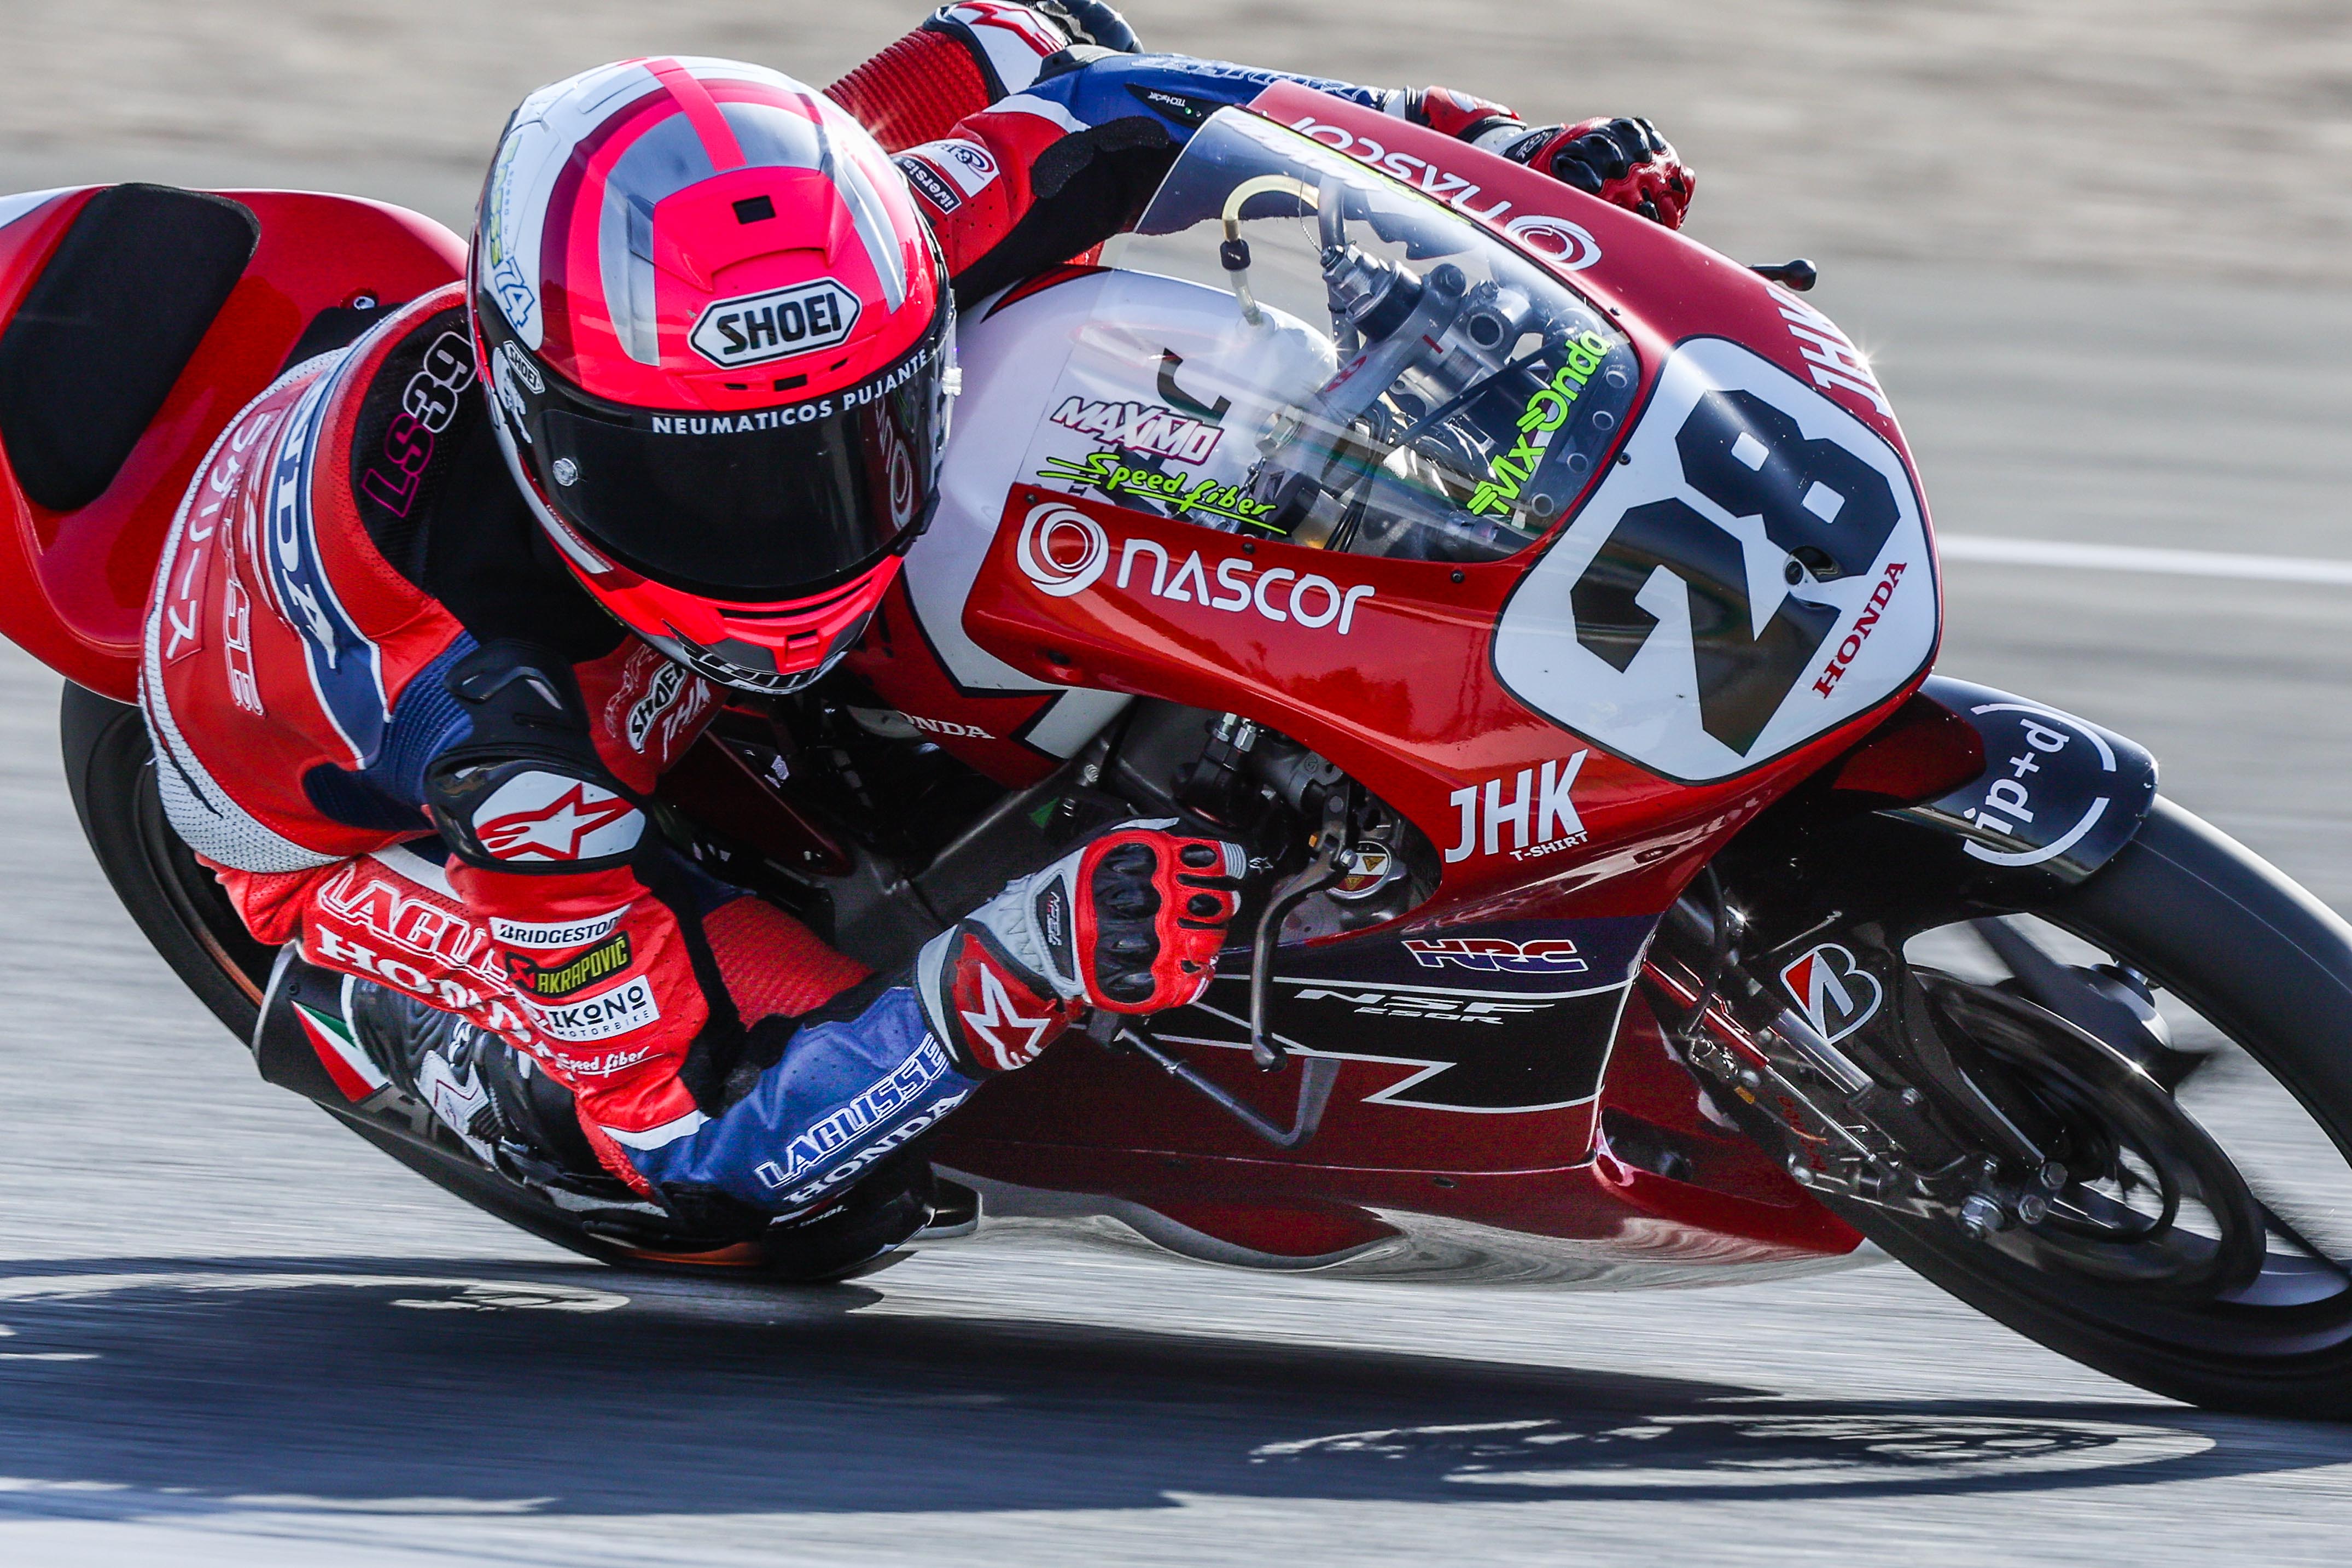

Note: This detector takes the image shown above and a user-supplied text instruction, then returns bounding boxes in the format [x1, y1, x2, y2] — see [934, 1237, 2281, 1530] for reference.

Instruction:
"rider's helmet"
[470, 57, 955, 692]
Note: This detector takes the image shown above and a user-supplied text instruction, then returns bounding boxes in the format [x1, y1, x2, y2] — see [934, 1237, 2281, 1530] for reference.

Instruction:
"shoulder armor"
[424, 638, 647, 873]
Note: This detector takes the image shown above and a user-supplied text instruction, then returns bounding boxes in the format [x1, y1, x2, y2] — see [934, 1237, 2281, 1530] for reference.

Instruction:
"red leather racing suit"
[138, 2, 1589, 1214]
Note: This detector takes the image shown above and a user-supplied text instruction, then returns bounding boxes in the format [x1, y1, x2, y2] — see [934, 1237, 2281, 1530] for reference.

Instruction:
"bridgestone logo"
[491, 908, 627, 951]
[690, 278, 861, 369]
[528, 977, 660, 1042]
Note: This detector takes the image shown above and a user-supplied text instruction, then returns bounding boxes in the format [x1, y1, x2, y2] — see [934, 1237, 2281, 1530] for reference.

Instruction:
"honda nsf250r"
[9, 86, 2352, 1418]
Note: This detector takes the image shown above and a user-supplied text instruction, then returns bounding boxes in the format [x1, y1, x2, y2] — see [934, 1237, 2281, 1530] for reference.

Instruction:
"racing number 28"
[1569, 388, 1899, 754]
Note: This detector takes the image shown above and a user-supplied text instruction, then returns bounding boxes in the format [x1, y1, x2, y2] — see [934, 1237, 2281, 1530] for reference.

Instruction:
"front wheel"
[1845, 798, 2352, 1415]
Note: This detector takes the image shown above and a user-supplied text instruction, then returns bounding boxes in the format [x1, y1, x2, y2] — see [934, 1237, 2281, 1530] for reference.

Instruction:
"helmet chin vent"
[646, 631, 841, 695]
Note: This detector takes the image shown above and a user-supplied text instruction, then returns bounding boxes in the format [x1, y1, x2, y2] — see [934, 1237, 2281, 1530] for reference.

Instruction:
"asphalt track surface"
[4, 212, 2352, 1568]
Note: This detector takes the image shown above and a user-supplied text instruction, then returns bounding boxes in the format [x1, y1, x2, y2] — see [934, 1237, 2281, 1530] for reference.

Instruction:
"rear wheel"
[60, 683, 913, 1280]
[1848, 798, 2352, 1415]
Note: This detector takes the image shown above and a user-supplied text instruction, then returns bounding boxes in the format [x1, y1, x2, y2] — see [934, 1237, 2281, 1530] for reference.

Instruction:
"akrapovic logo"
[690, 279, 861, 368]
[507, 932, 633, 1000]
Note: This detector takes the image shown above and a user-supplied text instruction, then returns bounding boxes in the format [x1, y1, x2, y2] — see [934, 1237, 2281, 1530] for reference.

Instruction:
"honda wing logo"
[1778, 943, 1883, 1045]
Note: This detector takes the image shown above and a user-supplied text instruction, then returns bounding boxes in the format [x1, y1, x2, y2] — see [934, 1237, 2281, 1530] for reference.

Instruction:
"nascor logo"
[1504, 215, 1603, 272]
[690, 278, 861, 368]
[1012, 503, 1376, 636]
[1290, 117, 1512, 224]
[1015, 503, 1111, 598]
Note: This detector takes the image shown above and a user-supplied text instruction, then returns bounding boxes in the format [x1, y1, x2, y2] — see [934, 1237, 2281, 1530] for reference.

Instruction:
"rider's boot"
[251, 948, 615, 1197]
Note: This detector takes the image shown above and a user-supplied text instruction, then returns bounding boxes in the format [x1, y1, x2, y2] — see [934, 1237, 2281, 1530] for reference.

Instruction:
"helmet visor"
[487, 306, 951, 601]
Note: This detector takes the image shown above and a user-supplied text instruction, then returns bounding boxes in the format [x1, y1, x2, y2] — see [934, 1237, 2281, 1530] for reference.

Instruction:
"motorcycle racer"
[137, 2, 1697, 1254]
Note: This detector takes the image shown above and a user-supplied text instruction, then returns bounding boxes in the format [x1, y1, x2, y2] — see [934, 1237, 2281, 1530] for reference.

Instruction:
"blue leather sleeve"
[626, 988, 981, 1214]
[1020, 51, 1391, 143]
[300, 635, 477, 831]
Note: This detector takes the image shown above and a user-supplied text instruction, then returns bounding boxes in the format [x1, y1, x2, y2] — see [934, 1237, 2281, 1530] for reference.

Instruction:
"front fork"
[1643, 907, 2066, 1238]
[1640, 674, 2162, 1236]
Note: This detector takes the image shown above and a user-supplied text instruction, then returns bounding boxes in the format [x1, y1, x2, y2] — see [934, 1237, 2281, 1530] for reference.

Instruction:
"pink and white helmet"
[470, 57, 955, 692]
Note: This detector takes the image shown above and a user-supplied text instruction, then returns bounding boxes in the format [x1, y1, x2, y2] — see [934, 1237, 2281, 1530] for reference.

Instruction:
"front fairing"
[930, 97, 1931, 1257]
[967, 98, 1939, 919]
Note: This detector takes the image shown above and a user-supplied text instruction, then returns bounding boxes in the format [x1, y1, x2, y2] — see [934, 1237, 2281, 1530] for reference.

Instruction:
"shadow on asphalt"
[0, 1257, 2342, 1520]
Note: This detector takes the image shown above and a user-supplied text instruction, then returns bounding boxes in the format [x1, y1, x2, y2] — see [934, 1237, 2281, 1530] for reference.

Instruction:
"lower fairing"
[932, 1170, 1876, 1290]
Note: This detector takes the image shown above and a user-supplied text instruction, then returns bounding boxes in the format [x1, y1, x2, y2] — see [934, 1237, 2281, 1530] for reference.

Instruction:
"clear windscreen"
[1035, 108, 1640, 564]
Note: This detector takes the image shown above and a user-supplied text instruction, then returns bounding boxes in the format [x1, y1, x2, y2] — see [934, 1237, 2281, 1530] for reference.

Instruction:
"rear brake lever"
[1112, 1024, 1339, 1150]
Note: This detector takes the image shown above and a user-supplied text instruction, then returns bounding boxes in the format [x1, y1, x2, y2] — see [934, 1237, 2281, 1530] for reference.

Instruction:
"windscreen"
[1028, 109, 1640, 564]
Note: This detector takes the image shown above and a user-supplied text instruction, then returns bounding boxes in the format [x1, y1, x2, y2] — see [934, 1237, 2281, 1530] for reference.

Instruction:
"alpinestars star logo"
[474, 776, 643, 862]
[1778, 942, 1883, 1045]
[959, 952, 1058, 1071]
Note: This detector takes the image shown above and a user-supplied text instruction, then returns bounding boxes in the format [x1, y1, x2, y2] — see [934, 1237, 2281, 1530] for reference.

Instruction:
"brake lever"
[1247, 790, 1353, 1070]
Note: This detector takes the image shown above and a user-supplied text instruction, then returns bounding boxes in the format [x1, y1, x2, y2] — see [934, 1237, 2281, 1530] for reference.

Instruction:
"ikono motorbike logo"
[1778, 943, 1883, 1045]
[1012, 500, 1378, 634]
[1015, 503, 1111, 598]
[689, 278, 861, 368]
[1494, 340, 1934, 783]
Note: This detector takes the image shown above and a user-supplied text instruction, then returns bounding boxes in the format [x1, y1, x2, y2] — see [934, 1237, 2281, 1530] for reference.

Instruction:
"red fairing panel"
[965, 484, 1875, 922]
[0, 189, 463, 700]
[927, 96, 1931, 1262]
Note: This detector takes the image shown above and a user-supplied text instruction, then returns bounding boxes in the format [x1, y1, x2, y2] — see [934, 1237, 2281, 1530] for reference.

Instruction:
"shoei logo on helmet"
[690, 278, 863, 368]
[1015, 502, 1110, 598]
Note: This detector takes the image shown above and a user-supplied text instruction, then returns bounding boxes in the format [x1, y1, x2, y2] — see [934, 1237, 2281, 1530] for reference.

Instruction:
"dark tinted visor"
[488, 306, 950, 601]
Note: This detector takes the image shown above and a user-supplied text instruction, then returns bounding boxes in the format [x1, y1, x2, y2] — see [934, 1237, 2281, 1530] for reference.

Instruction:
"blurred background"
[5, 1, 2348, 284]
[2, 6, 2351, 1564]
[10, 0, 2318, 888]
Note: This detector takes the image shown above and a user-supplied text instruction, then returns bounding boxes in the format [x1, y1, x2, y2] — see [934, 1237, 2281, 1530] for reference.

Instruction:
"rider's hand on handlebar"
[1072, 823, 1246, 1015]
[917, 821, 1245, 1073]
[1506, 116, 1696, 230]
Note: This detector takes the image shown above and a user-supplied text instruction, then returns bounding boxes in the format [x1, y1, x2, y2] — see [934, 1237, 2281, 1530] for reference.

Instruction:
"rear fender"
[0, 185, 463, 700]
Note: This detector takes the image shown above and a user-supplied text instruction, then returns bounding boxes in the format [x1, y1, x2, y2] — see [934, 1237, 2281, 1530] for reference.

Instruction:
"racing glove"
[1028, 0, 1143, 53]
[1503, 116, 1696, 230]
[916, 820, 1246, 1072]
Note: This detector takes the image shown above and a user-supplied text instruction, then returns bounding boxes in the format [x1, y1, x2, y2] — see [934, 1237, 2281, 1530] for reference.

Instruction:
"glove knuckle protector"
[913, 819, 1245, 1071]
[1069, 823, 1243, 1014]
[1516, 115, 1696, 231]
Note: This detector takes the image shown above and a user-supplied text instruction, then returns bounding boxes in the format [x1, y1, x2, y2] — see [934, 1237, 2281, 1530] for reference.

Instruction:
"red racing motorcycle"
[9, 85, 2352, 1417]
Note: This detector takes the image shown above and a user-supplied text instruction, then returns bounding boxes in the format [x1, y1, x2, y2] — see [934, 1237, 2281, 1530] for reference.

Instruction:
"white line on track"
[1940, 533, 2352, 585]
